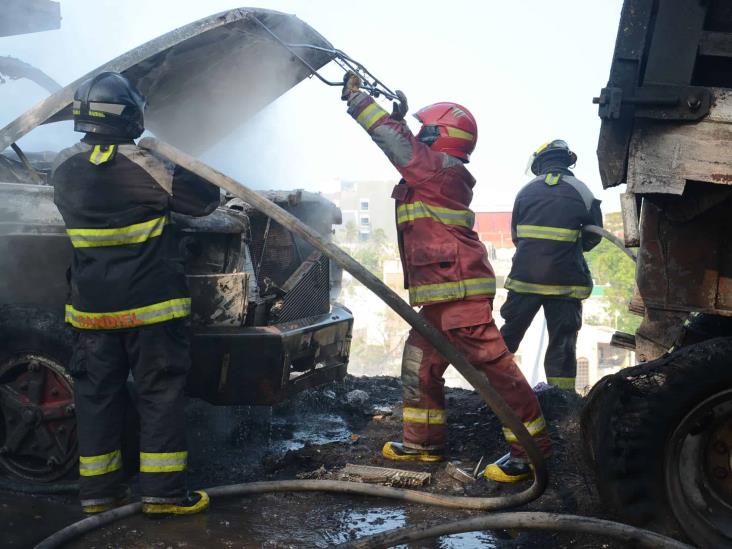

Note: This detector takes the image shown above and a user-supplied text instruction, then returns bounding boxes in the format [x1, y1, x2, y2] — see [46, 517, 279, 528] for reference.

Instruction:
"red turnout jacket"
[347, 92, 495, 317]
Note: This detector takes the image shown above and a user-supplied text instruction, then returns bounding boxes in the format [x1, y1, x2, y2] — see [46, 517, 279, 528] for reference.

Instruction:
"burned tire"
[0, 306, 139, 483]
[581, 337, 732, 548]
[0, 307, 77, 481]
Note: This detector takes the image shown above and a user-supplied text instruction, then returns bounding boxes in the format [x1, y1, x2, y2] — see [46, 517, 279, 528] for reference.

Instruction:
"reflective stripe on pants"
[140, 451, 188, 473]
[502, 415, 547, 444]
[79, 449, 122, 477]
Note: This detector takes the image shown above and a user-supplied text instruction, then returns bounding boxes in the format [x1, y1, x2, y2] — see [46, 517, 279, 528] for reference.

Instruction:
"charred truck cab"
[584, 2, 732, 547]
[0, 8, 352, 483]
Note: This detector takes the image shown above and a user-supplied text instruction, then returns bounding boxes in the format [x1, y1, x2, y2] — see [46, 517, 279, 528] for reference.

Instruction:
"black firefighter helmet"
[73, 72, 146, 139]
[529, 139, 578, 175]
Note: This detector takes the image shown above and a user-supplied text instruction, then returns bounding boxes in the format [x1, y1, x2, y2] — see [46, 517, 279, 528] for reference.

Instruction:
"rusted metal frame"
[595, 0, 655, 187]
[620, 192, 641, 247]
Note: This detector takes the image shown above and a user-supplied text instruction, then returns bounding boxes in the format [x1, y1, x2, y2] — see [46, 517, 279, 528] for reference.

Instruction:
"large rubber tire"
[0, 306, 77, 481]
[581, 337, 732, 547]
[0, 306, 139, 483]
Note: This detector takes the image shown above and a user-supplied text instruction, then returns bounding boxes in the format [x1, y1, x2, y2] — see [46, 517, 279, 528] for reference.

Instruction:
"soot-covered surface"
[2, 376, 619, 548]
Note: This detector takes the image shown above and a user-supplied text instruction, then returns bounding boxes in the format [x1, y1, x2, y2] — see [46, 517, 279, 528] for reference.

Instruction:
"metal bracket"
[593, 85, 712, 121]
[252, 16, 399, 101]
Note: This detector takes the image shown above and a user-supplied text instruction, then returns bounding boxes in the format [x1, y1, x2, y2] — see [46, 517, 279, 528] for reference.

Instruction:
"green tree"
[344, 221, 357, 243]
[585, 212, 641, 333]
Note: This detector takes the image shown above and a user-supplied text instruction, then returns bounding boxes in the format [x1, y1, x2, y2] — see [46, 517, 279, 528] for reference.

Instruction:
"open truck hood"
[0, 8, 333, 154]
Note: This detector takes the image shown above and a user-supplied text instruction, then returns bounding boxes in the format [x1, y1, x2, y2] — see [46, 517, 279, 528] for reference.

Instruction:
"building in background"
[327, 180, 397, 243]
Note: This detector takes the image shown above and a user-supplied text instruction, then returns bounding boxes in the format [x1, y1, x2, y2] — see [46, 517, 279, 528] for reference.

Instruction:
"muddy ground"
[2, 376, 620, 548]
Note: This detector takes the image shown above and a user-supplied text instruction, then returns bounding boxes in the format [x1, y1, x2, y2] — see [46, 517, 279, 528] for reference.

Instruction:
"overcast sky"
[1, 0, 625, 211]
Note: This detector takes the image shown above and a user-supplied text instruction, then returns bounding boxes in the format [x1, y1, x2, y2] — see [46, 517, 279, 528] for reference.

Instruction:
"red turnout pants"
[401, 301, 552, 460]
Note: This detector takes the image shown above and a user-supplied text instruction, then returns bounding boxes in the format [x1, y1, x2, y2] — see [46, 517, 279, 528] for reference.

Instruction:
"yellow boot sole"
[142, 490, 210, 515]
[381, 442, 443, 463]
[483, 463, 532, 483]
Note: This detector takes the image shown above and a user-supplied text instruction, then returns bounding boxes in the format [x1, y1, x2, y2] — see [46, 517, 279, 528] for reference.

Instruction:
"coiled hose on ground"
[33, 139, 675, 548]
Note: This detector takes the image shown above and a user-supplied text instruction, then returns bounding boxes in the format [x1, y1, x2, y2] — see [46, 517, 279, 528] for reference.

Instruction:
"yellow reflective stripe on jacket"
[502, 416, 547, 444]
[547, 377, 576, 390]
[397, 201, 475, 229]
[516, 224, 580, 242]
[403, 407, 446, 425]
[409, 277, 496, 305]
[89, 144, 116, 165]
[356, 102, 388, 130]
[66, 216, 168, 248]
[446, 126, 474, 141]
[79, 449, 122, 477]
[139, 451, 187, 473]
[505, 277, 591, 299]
[65, 298, 191, 330]
[544, 173, 561, 185]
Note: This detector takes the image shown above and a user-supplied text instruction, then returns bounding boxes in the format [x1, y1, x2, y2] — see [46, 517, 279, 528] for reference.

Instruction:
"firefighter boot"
[142, 490, 210, 516]
[382, 441, 443, 463]
[483, 452, 532, 483]
[82, 486, 132, 514]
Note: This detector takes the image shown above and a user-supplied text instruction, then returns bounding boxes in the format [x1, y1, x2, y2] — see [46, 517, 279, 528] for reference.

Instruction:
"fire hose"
[33, 139, 676, 548]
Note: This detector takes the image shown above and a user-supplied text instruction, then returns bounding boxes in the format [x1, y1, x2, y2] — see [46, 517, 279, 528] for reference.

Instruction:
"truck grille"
[249, 214, 330, 322]
[277, 253, 330, 322]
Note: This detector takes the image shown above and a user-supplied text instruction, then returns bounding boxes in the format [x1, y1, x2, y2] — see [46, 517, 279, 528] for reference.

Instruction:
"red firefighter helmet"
[414, 102, 478, 162]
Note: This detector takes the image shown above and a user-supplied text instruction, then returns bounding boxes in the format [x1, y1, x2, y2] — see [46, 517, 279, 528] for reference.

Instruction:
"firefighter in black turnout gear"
[52, 72, 219, 515]
[500, 140, 602, 391]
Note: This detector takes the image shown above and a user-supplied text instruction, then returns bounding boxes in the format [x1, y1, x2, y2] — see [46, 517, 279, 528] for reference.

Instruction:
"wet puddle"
[269, 412, 351, 453]
[59, 496, 498, 548]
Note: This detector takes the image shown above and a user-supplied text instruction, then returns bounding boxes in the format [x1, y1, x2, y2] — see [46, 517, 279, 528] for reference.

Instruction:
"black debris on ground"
[4, 375, 627, 548]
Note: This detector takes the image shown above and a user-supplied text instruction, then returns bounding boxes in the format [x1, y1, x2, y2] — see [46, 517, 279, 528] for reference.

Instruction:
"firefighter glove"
[390, 90, 408, 121]
[341, 71, 361, 100]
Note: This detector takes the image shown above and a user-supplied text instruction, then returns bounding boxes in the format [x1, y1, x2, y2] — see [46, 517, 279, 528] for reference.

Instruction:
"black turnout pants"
[500, 292, 582, 388]
[70, 319, 191, 506]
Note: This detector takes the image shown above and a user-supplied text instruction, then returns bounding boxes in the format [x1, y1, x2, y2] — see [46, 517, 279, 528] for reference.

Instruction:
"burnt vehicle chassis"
[0, 8, 352, 483]
[0, 166, 352, 482]
[584, 1, 732, 547]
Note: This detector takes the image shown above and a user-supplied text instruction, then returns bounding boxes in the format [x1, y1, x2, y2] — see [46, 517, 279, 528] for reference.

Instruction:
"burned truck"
[0, 9, 352, 483]
[582, 1, 732, 547]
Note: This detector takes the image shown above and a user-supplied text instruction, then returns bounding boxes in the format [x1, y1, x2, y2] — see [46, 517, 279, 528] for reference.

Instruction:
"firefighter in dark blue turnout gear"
[53, 72, 219, 515]
[500, 140, 603, 391]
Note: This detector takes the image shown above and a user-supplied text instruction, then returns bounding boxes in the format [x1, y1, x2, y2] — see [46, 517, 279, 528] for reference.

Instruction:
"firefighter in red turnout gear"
[342, 73, 551, 482]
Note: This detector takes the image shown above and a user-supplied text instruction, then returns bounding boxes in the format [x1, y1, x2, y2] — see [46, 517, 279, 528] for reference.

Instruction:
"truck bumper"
[187, 306, 353, 405]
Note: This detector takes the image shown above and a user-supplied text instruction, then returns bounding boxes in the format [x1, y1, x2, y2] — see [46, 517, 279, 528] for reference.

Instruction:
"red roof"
[474, 212, 513, 248]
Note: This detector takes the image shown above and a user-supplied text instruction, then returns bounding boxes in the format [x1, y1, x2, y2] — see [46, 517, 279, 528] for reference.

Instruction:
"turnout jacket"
[506, 170, 602, 299]
[347, 92, 495, 311]
[52, 139, 220, 330]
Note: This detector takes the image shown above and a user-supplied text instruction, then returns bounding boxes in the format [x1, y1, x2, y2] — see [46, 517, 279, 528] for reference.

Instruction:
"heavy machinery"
[582, 1, 732, 547]
[0, 9, 353, 484]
